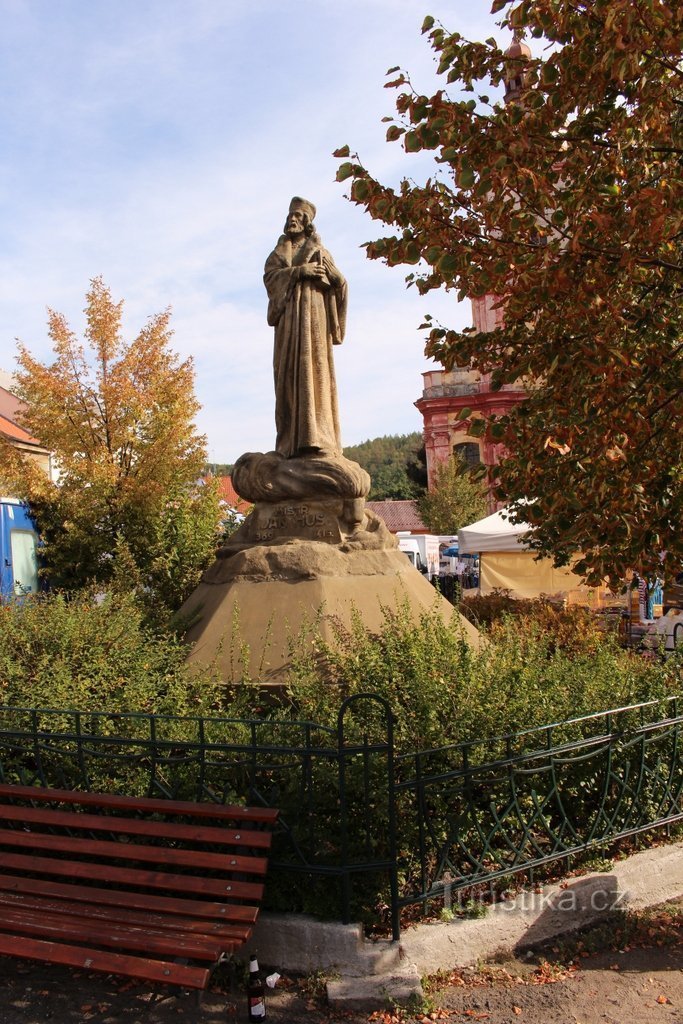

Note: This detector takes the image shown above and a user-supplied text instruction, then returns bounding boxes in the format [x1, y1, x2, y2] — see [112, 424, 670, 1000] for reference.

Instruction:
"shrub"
[221, 598, 675, 750]
[0, 589, 679, 930]
[0, 588, 219, 717]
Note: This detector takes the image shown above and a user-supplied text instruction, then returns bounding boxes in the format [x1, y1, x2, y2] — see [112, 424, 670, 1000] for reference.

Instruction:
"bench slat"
[0, 804, 273, 849]
[0, 783, 279, 825]
[0, 890, 252, 941]
[0, 828, 269, 875]
[0, 906, 230, 960]
[0, 852, 265, 900]
[0, 872, 259, 923]
[0, 931, 211, 989]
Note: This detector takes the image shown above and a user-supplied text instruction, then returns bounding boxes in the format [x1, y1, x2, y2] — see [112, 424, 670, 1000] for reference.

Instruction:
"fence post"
[337, 693, 399, 941]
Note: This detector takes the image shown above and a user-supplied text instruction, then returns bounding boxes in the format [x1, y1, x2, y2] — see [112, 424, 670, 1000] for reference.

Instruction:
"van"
[0, 498, 40, 599]
[396, 533, 441, 577]
[396, 533, 427, 573]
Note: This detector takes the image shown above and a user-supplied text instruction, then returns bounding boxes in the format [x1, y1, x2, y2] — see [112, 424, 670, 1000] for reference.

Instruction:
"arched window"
[454, 442, 481, 468]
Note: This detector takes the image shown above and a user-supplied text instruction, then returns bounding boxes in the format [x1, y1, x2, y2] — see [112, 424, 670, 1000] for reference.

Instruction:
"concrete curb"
[249, 841, 683, 1008]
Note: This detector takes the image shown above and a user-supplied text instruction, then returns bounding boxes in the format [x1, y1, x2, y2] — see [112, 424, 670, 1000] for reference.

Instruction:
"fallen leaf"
[513, 1007, 522, 1016]
[656, 995, 671, 1005]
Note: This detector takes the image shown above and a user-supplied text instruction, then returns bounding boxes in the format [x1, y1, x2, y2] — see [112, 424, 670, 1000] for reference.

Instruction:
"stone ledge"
[250, 841, 683, 984]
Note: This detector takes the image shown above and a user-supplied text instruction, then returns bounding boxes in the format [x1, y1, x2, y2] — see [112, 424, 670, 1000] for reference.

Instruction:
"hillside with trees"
[344, 431, 427, 500]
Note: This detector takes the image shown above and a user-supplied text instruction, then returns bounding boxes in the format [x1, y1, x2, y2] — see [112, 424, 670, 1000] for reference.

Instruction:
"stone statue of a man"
[264, 197, 348, 459]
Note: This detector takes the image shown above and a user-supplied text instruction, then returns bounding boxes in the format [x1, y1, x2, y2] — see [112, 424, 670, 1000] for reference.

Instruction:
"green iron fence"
[0, 693, 681, 940]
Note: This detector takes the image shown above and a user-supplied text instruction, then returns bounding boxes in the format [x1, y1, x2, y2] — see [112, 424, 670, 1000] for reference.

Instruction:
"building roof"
[0, 412, 43, 448]
[366, 499, 428, 534]
[215, 475, 252, 514]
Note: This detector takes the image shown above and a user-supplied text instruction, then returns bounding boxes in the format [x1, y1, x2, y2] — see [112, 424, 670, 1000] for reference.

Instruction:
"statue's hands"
[300, 262, 331, 288]
[300, 263, 328, 284]
[322, 256, 343, 287]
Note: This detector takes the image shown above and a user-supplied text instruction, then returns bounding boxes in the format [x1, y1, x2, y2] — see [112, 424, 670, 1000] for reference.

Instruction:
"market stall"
[458, 508, 592, 601]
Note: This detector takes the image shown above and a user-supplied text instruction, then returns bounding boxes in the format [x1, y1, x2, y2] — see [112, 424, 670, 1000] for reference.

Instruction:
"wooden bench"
[0, 782, 278, 991]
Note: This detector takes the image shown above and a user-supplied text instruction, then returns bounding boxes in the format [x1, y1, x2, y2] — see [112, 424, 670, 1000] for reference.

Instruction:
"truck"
[396, 533, 441, 578]
[0, 498, 40, 599]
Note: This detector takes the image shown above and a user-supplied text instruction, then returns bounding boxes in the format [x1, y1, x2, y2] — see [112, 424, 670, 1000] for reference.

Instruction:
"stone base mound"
[180, 542, 481, 685]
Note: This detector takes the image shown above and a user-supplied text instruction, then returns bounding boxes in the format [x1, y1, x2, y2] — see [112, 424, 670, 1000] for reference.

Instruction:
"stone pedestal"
[180, 467, 481, 684]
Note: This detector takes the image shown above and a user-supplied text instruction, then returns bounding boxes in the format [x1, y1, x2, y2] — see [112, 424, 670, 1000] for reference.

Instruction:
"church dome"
[503, 31, 531, 103]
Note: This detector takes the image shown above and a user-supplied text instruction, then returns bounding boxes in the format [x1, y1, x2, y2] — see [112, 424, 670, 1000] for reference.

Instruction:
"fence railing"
[0, 694, 681, 940]
[393, 696, 683, 921]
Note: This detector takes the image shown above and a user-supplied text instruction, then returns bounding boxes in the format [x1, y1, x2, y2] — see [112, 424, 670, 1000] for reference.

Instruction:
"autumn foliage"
[2, 278, 222, 611]
[336, 0, 682, 587]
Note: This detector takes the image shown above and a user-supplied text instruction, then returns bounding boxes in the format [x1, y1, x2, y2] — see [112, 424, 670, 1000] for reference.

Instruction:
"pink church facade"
[415, 295, 527, 510]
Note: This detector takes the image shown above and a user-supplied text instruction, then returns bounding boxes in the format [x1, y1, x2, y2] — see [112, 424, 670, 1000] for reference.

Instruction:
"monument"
[180, 198, 480, 681]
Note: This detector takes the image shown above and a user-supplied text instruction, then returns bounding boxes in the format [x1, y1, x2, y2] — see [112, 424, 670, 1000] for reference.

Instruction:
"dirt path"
[0, 902, 681, 1024]
[426, 945, 683, 1023]
[423, 899, 683, 1024]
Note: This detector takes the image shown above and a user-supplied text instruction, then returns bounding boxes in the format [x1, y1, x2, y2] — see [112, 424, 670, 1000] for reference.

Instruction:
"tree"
[344, 432, 427, 499]
[1, 278, 222, 612]
[336, 0, 682, 587]
[417, 454, 488, 534]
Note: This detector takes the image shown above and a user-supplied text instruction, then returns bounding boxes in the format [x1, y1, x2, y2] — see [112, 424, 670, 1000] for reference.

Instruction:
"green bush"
[0, 588, 220, 717]
[223, 597, 676, 751]
[0, 589, 680, 930]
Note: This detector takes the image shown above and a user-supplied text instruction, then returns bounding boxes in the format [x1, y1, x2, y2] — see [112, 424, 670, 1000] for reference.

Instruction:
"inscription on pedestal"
[248, 501, 344, 544]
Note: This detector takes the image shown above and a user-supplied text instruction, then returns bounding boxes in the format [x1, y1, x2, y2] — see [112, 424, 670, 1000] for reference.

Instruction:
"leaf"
[351, 179, 369, 202]
[437, 252, 458, 275]
[332, 145, 350, 158]
[541, 63, 559, 84]
[421, 16, 435, 33]
[336, 162, 354, 182]
[458, 166, 475, 189]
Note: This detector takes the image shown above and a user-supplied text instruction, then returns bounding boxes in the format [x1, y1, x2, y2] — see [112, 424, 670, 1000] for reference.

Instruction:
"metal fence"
[0, 693, 681, 940]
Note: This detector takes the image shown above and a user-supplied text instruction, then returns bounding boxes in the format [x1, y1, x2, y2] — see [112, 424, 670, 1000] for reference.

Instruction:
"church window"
[454, 442, 481, 467]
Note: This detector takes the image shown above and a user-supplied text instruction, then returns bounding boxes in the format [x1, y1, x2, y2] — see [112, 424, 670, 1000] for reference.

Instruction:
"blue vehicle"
[0, 498, 40, 599]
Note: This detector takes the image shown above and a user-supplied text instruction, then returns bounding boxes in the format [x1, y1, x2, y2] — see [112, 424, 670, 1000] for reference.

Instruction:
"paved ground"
[0, 901, 681, 1024]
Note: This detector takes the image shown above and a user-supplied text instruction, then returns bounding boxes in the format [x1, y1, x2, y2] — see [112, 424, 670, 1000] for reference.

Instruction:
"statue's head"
[284, 196, 316, 237]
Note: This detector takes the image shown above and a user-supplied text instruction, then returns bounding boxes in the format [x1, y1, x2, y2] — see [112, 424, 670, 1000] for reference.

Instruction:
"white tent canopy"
[458, 506, 595, 600]
[458, 508, 532, 553]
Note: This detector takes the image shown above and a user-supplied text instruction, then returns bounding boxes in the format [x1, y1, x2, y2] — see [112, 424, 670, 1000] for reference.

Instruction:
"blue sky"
[0, 1, 506, 463]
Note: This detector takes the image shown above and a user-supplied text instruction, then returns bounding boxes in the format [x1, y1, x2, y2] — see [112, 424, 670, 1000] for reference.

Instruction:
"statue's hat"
[289, 196, 316, 221]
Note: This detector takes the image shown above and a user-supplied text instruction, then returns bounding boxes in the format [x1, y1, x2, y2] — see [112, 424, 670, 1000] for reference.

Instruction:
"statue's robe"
[264, 233, 347, 458]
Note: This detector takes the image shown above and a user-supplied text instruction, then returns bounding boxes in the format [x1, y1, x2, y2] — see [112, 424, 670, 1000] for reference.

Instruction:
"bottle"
[247, 954, 266, 1021]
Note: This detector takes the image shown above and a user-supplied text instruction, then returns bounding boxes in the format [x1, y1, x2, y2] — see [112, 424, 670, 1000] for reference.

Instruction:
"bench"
[0, 782, 278, 991]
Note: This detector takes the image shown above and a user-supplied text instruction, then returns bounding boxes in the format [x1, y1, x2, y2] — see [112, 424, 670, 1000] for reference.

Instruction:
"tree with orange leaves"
[2, 277, 222, 613]
[336, 0, 682, 587]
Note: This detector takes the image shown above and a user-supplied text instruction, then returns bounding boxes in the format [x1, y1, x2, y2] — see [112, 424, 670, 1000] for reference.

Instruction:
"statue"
[230, 196, 370, 507]
[178, 193, 481, 683]
[263, 197, 348, 459]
